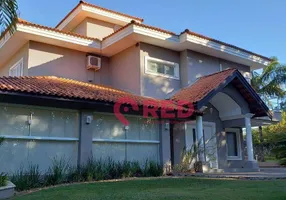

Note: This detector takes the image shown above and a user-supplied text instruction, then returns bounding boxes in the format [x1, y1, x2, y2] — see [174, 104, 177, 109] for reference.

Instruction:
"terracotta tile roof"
[55, 1, 143, 29]
[0, 76, 196, 113]
[182, 29, 271, 61]
[171, 68, 237, 103]
[103, 21, 177, 40]
[16, 18, 101, 41]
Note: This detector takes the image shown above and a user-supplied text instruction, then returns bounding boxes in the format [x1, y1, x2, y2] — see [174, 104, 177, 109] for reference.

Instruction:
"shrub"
[0, 172, 8, 187]
[11, 164, 41, 191]
[279, 158, 286, 166]
[143, 160, 163, 177]
[45, 157, 70, 186]
[11, 158, 163, 191]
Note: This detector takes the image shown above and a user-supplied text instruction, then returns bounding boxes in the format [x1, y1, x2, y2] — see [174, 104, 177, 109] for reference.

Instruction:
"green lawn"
[12, 177, 286, 200]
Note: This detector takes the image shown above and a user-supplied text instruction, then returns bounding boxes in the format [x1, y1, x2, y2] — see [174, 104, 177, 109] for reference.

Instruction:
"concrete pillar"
[78, 111, 93, 166]
[159, 120, 171, 174]
[172, 122, 186, 165]
[245, 113, 254, 161]
[196, 115, 205, 161]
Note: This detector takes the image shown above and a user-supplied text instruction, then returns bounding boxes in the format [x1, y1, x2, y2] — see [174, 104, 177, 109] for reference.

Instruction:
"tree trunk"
[259, 126, 265, 162]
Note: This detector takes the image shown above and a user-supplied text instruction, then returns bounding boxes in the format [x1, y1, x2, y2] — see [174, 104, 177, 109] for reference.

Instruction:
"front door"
[186, 122, 218, 169]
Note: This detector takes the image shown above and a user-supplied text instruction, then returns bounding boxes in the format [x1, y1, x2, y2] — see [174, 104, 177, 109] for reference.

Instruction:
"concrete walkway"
[183, 168, 286, 180]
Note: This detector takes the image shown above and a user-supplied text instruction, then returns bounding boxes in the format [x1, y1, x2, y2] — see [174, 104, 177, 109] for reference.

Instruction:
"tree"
[251, 57, 286, 161]
[0, 0, 19, 34]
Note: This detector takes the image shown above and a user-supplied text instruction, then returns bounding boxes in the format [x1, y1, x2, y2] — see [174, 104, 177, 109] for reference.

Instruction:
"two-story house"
[0, 1, 278, 174]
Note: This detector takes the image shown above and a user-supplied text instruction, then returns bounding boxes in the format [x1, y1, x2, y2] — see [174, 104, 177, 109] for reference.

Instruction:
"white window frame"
[145, 56, 180, 80]
[9, 58, 24, 76]
[225, 128, 242, 160]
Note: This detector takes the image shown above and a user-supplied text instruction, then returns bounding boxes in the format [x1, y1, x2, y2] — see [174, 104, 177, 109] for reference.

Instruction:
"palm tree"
[0, 0, 18, 34]
[251, 57, 286, 161]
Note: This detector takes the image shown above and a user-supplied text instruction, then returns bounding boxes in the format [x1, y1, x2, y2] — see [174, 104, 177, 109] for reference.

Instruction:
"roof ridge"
[199, 68, 237, 79]
[55, 0, 143, 29]
[178, 69, 237, 92]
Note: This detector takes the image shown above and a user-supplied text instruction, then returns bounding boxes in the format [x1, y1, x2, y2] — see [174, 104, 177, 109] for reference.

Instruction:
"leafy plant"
[174, 135, 217, 173]
[0, 0, 19, 34]
[45, 157, 70, 186]
[0, 172, 8, 187]
[143, 160, 163, 177]
[11, 164, 41, 191]
[0, 137, 4, 145]
[279, 158, 286, 166]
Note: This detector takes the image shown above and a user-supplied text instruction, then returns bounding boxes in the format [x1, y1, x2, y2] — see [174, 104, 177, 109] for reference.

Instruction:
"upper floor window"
[145, 56, 180, 80]
[9, 58, 23, 77]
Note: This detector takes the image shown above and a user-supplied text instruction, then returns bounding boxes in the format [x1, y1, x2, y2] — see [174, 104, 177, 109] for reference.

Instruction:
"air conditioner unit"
[87, 55, 101, 71]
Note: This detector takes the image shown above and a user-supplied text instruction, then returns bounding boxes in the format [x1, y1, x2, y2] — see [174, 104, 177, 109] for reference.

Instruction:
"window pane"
[226, 132, 238, 156]
[157, 63, 164, 74]
[147, 61, 158, 73]
[165, 65, 175, 76]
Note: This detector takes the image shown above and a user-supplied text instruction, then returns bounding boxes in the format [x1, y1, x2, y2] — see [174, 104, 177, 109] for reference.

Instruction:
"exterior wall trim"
[16, 23, 101, 48]
[1, 135, 79, 141]
[181, 33, 270, 66]
[92, 138, 160, 144]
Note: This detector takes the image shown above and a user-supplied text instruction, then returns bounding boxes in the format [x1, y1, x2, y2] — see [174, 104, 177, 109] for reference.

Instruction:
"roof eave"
[56, 1, 143, 31]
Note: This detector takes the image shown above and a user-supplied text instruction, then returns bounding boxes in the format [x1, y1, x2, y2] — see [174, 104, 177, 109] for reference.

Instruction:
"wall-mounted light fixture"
[165, 122, 170, 130]
[86, 115, 93, 124]
[27, 112, 34, 125]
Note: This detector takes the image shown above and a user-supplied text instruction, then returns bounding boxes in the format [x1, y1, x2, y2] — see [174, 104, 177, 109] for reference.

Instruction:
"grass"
[11, 177, 286, 200]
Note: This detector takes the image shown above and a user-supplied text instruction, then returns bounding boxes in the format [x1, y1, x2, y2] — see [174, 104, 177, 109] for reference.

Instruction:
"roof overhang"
[197, 71, 272, 118]
[101, 23, 271, 69]
[56, 2, 143, 31]
[1, 21, 271, 70]
[0, 22, 101, 67]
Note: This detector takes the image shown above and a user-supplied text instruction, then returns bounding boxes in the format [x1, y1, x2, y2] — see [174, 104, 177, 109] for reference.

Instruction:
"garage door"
[91, 113, 160, 163]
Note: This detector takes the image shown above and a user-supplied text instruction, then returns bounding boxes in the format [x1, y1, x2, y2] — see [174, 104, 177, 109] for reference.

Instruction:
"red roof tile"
[103, 21, 176, 40]
[0, 76, 196, 113]
[55, 1, 144, 29]
[171, 68, 237, 103]
[17, 18, 101, 41]
[0, 18, 101, 42]
[182, 29, 271, 61]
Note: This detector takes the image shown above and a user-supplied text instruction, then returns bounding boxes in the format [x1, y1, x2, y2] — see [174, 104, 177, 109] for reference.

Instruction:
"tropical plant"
[11, 164, 41, 191]
[0, 137, 8, 187]
[0, 172, 8, 187]
[0, 0, 19, 34]
[45, 157, 70, 186]
[174, 136, 217, 173]
[251, 57, 286, 161]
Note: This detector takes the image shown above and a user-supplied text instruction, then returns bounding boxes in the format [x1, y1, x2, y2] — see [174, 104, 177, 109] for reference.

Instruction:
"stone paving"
[178, 168, 286, 180]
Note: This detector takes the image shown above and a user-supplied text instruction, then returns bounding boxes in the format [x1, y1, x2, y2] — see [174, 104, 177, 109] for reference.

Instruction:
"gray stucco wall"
[140, 43, 181, 99]
[110, 45, 141, 95]
[172, 123, 186, 165]
[172, 84, 253, 170]
[180, 50, 250, 87]
[28, 41, 111, 85]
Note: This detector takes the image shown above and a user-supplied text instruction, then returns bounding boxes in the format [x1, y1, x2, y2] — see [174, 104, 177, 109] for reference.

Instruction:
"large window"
[226, 128, 242, 160]
[145, 56, 179, 80]
[9, 58, 23, 77]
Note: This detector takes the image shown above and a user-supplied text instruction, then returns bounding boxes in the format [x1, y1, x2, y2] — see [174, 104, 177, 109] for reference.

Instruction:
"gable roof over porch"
[171, 69, 272, 119]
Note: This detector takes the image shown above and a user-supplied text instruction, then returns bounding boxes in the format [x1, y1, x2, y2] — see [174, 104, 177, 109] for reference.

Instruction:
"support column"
[245, 113, 254, 161]
[78, 111, 93, 166]
[159, 120, 171, 174]
[196, 115, 205, 161]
